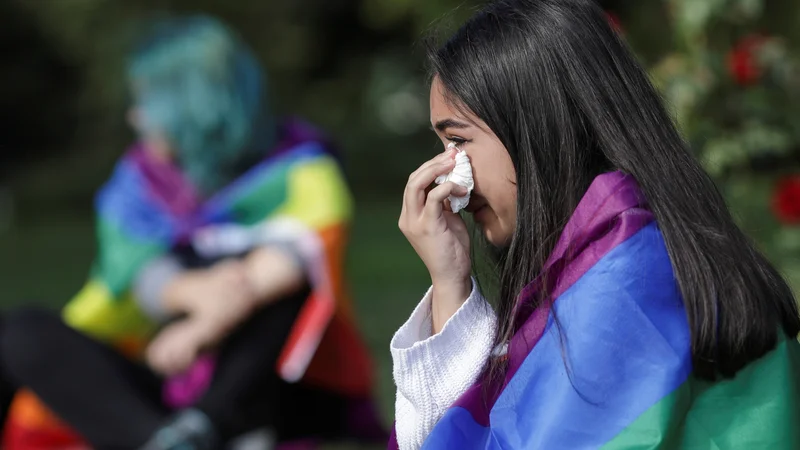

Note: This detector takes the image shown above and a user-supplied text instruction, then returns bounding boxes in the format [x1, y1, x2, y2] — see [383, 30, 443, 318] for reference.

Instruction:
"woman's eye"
[446, 137, 467, 145]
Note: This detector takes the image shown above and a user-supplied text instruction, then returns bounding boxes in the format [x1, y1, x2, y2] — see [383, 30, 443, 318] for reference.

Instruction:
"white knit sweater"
[390, 281, 497, 450]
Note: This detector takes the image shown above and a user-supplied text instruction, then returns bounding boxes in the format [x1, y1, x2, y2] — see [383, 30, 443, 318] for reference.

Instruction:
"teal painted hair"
[129, 15, 275, 194]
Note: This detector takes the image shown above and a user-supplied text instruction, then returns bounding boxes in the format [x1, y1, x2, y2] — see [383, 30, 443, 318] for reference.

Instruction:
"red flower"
[773, 176, 800, 224]
[727, 34, 768, 86]
[606, 11, 623, 34]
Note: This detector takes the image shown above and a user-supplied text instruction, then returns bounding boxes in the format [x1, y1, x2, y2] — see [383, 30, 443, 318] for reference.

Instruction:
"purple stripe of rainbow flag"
[390, 172, 800, 449]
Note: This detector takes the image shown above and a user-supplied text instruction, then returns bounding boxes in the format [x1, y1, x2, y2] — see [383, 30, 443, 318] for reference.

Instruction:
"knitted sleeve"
[390, 279, 497, 449]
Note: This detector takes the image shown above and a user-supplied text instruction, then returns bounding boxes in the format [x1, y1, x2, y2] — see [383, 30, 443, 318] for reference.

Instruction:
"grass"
[0, 198, 428, 449]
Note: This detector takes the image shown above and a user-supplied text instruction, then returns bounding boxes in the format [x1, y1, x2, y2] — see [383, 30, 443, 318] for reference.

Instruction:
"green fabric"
[606, 338, 800, 449]
[228, 155, 293, 225]
[95, 217, 166, 296]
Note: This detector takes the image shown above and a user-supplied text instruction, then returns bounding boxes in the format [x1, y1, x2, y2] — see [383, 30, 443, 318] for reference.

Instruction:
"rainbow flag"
[5, 119, 375, 449]
[390, 171, 800, 449]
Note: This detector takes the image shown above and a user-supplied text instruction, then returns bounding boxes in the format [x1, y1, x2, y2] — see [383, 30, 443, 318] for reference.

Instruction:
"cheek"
[483, 194, 516, 247]
[472, 154, 516, 213]
[494, 153, 517, 225]
[489, 184, 517, 230]
[499, 189, 517, 231]
[472, 153, 516, 242]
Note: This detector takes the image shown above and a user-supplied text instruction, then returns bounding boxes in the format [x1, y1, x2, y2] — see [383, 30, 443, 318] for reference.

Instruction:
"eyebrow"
[433, 118, 471, 132]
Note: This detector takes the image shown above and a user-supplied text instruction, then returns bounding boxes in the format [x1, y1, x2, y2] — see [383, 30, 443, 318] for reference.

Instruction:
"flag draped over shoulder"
[61, 118, 372, 391]
[4, 119, 375, 450]
[390, 171, 800, 450]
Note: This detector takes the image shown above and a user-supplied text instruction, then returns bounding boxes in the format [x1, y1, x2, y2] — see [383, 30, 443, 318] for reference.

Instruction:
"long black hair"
[429, 0, 800, 380]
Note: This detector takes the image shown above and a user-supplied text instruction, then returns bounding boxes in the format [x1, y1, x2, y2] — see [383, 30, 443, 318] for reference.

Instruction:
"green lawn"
[0, 198, 428, 448]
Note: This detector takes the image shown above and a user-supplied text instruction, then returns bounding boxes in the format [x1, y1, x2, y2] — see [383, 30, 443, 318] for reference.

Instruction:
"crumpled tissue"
[434, 142, 474, 213]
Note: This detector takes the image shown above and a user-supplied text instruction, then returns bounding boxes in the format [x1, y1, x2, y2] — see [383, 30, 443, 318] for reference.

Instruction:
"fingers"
[403, 150, 457, 217]
[150, 342, 192, 376]
[146, 326, 197, 376]
[408, 148, 455, 180]
[146, 342, 168, 374]
[424, 182, 468, 220]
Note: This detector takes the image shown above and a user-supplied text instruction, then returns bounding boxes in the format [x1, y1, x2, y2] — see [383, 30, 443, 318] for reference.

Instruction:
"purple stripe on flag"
[130, 144, 201, 217]
[130, 117, 328, 218]
[450, 171, 654, 427]
[387, 424, 399, 450]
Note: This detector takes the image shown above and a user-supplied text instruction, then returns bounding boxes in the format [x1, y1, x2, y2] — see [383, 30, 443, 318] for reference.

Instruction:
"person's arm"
[133, 254, 246, 320]
[133, 254, 192, 322]
[240, 244, 306, 307]
[142, 245, 307, 375]
[134, 242, 306, 324]
[391, 279, 497, 450]
[431, 278, 473, 334]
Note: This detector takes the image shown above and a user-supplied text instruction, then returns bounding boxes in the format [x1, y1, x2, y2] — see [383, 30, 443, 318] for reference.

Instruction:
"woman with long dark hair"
[392, 0, 800, 448]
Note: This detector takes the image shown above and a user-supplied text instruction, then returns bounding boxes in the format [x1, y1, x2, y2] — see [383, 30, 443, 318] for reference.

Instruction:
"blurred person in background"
[0, 15, 384, 450]
[393, 0, 800, 448]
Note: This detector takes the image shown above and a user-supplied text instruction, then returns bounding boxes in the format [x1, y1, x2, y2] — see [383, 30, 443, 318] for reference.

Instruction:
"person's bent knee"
[0, 308, 67, 382]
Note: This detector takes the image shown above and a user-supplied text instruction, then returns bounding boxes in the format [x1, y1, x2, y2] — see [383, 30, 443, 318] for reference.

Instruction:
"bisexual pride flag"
[391, 171, 800, 449]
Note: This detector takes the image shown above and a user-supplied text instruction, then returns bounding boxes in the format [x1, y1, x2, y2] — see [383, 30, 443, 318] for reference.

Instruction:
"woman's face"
[127, 106, 173, 163]
[430, 76, 517, 246]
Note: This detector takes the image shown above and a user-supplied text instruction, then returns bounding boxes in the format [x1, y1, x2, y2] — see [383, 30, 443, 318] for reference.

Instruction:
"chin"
[483, 225, 512, 248]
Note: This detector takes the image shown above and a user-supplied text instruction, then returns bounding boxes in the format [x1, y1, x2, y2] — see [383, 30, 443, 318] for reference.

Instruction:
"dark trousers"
[0, 291, 349, 449]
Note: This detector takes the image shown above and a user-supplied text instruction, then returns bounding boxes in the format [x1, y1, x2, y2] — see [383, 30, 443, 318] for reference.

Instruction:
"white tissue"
[434, 143, 474, 213]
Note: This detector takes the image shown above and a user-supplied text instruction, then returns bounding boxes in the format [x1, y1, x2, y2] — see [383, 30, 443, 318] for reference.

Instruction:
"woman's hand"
[146, 318, 207, 376]
[184, 260, 257, 338]
[147, 261, 257, 375]
[399, 149, 472, 333]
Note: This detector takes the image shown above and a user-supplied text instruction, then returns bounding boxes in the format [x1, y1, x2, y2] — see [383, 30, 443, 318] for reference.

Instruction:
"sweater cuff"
[390, 279, 496, 413]
[133, 254, 184, 323]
